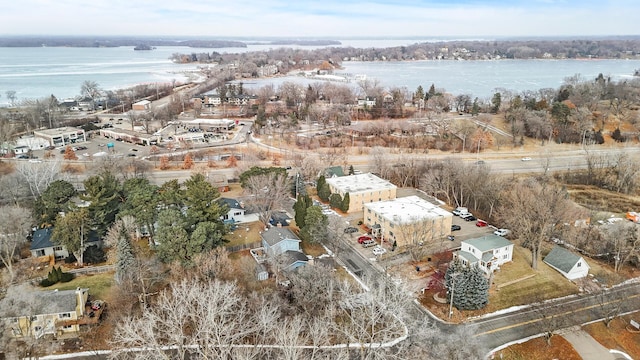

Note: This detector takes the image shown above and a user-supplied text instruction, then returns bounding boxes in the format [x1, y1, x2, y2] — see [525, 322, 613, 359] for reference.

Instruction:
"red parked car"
[357, 235, 372, 244]
[476, 220, 488, 227]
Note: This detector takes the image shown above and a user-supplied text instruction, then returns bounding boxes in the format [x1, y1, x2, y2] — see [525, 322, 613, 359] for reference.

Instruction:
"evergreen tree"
[329, 193, 343, 210]
[318, 182, 331, 202]
[414, 85, 425, 102]
[341, 193, 350, 213]
[299, 206, 328, 243]
[471, 97, 480, 116]
[316, 175, 326, 194]
[491, 92, 502, 114]
[456, 265, 489, 310]
[115, 235, 135, 284]
[81, 171, 121, 236]
[293, 194, 312, 228]
[348, 165, 355, 175]
[427, 83, 436, 99]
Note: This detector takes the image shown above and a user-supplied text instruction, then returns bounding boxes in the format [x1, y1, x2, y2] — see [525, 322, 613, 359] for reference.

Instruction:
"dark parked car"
[464, 215, 477, 222]
[344, 227, 358, 234]
[451, 224, 461, 231]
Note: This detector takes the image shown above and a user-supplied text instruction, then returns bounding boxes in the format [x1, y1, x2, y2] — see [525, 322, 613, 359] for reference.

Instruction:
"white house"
[217, 197, 259, 224]
[454, 235, 514, 274]
[543, 245, 590, 280]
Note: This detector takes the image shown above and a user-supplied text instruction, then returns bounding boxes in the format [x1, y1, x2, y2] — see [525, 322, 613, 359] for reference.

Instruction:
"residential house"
[3, 288, 90, 339]
[260, 227, 308, 271]
[30, 227, 101, 261]
[454, 235, 514, 274]
[543, 245, 590, 280]
[322, 166, 345, 178]
[363, 196, 453, 248]
[357, 96, 376, 107]
[217, 197, 259, 224]
[326, 173, 397, 213]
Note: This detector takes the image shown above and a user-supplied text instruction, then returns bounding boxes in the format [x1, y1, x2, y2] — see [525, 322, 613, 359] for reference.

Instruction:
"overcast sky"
[2, 0, 638, 38]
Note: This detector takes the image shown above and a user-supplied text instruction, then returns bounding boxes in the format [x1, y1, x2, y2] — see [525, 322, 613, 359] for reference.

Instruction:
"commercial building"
[363, 196, 453, 248]
[34, 127, 86, 147]
[98, 128, 158, 146]
[326, 173, 397, 213]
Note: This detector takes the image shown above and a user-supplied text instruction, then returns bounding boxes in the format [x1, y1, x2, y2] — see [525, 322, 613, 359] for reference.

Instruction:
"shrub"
[83, 245, 106, 264]
[60, 272, 75, 283]
[40, 278, 56, 287]
[65, 254, 77, 264]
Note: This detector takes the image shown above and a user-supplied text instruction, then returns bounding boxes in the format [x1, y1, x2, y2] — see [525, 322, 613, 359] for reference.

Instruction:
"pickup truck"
[452, 207, 469, 216]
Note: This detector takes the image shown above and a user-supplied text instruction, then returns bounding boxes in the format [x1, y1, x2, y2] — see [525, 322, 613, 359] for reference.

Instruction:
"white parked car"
[494, 228, 510, 237]
[372, 245, 387, 256]
[521, 157, 532, 161]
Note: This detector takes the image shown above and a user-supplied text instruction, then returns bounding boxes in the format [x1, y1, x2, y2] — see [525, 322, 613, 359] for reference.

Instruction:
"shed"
[543, 245, 590, 280]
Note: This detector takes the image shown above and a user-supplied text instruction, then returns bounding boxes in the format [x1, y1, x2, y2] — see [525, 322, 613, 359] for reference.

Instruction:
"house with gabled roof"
[2, 288, 91, 339]
[544, 245, 590, 280]
[217, 197, 259, 224]
[454, 235, 513, 274]
[30, 227, 102, 261]
[260, 227, 308, 271]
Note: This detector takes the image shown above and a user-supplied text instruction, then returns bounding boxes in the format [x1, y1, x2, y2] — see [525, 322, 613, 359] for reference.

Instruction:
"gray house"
[260, 227, 308, 271]
[544, 245, 590, 280]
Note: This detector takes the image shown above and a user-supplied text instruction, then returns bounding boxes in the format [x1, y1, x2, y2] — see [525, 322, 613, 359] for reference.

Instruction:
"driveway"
[560, 328, 621, 360]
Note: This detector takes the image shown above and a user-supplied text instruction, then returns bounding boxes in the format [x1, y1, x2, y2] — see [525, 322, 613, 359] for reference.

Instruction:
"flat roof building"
[363, 195, 453, 248]
[34, 127, 86, 147]
[326, 173, 397, 213]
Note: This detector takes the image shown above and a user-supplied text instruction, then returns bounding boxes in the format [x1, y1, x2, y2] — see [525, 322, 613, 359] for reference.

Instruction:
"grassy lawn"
[496, 336, 582, 360]
[46, 272, 115, 300]
[224, 221, 265, 247]
[487, 245, 579, 311]
[583, 315, 640, 359]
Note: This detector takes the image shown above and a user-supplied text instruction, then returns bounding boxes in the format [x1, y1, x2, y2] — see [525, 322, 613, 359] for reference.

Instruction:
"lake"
[1, 41, 639, 105]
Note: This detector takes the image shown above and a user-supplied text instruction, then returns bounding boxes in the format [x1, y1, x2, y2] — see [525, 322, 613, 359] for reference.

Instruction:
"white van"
[452, 207, 469, 216]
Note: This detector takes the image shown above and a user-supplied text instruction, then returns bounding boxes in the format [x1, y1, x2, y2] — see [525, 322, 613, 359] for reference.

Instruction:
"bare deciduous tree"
[0, 205, 32, 282]
[14, 160, 63, 198]
[242, 172, 290, 226]
[497, 178, 582, 269]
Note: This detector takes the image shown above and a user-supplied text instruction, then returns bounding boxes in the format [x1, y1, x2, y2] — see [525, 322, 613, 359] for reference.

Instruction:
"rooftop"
[544, 245, 586, 273]
[464, 234, 513, 252]
[34, 127, 84, 136]
[364, 196, 451, 224]
[326, 173, 396, 194]
[261, 227, 299, 247]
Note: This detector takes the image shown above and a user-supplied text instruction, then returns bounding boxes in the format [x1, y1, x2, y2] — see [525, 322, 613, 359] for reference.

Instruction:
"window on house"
[503, 254, 508, 259]
[577, 262, 581, 267]
[53, 246, 63, 251]
[36, 250, 45, 257]
[389, 231, 394, 237]
[63, 325, 73, 330]
[59, 313, 71, 319]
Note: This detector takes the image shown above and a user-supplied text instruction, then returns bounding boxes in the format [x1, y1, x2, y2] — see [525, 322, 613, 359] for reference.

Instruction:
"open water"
[1, 39, 639, 105]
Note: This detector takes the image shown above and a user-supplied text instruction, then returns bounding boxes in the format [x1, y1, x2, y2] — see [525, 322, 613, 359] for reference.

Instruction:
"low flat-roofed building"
[34, 127, 86, 147]
[132, 100, 151, 111]
[186, 118, 235, 131]
[99, 128, 158, 146]
[326, 173, 397, 213]
[363, 195, 453, 248]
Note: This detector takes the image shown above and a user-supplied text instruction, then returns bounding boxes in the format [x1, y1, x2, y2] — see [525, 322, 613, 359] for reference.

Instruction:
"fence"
[226, 241, 262, 253]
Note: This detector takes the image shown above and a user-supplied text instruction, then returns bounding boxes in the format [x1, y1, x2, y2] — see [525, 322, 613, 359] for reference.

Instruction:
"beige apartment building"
[363, 196, 453, 248]
[326, 173, 397, 213]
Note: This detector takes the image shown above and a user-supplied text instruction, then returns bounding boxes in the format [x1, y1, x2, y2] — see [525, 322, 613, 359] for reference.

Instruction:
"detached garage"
[543, 245, 590, 280]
